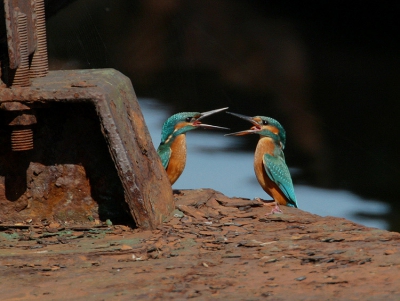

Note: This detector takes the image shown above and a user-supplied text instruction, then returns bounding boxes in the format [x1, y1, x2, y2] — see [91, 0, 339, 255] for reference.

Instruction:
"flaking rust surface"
[0, 189, 399, 301]
[0, 69, 174, 229]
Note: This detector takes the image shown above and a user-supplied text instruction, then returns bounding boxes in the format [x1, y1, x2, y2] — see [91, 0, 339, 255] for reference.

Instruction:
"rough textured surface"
[0, 69, 174, 229]
[0, 104, 131, 225]
[0, 189, 399, 300]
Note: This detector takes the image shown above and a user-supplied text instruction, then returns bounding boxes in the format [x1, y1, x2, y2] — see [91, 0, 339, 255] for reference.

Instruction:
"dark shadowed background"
[44, 0, 400, 231]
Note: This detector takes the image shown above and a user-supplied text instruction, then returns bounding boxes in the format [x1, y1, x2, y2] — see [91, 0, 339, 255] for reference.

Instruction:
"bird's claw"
[265, 202, 283, 215]
[254, 198, 283, 214]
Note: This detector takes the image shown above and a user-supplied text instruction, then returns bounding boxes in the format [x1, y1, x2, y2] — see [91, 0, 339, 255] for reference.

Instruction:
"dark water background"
[140, 98, 389, 230]
[44, 1, 400, 231]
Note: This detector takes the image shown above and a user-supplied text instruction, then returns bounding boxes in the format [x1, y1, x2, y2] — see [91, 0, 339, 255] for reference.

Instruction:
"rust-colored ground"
[1, 189, 399, 300]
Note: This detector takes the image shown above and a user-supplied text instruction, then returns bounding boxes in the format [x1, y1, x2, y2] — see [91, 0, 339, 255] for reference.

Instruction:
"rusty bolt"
[12, 11, 31, 87]
[1, 102, 37, 151]
[10, 128, 34, 151]
[9, 113, 37, 126]
[9, 112, 37, 152]
[30, 0, 48, 78]
[1, 102, 31, 111]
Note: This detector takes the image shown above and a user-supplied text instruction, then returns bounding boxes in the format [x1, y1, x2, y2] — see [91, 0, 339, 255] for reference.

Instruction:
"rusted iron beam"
[0, 69, 175, 229]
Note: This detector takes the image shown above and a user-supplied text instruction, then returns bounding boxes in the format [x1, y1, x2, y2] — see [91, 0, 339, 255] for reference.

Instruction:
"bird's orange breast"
[253, 137, 288, 205]
[166, 134, 187, 185]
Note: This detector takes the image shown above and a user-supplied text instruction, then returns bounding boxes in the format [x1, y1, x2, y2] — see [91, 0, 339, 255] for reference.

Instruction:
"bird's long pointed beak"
[197, 123, 229, 130]
[193, 107, 229, 130]
[226, 112, 259, 126]
[225, 112, 260, 136]
[197, 107, 229, 121]
[225, 129, 259, 136]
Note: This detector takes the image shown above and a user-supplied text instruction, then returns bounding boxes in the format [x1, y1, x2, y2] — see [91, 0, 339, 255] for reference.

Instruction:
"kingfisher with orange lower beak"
[225, 112, 298, 214]
[157, 107, 228, 185]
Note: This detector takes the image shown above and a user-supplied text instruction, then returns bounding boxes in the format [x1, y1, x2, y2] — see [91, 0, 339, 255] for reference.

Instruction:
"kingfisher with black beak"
[157, 107, 228, 185]
[226, 112, 298, 214]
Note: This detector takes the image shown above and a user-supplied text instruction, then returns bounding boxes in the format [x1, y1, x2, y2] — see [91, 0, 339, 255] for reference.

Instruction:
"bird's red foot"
[266, 202, 283, 215]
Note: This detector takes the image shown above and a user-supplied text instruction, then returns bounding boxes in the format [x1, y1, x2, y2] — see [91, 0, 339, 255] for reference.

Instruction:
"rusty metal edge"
[0, 69, 175, 230]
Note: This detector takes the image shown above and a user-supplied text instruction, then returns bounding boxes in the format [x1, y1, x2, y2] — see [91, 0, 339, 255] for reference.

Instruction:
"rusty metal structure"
[0, 0, 174, 229]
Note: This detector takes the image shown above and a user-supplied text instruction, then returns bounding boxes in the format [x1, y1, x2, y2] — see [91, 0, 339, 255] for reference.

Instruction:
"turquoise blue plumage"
[263, 152, 297, 208]
[157, 143, 172, 169]
[226, 112, 298, 212]
[157, 112, 199, 169]
[157, 108, 228, 184]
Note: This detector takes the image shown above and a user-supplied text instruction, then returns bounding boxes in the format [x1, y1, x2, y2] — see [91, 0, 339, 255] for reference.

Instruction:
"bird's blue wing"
[157, 144, 171, 169]
[263, 153, 298, 208]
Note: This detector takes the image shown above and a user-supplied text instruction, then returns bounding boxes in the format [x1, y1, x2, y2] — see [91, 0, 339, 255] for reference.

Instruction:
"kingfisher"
[225, 112, 298, 214]
[157, 107, 228, 185]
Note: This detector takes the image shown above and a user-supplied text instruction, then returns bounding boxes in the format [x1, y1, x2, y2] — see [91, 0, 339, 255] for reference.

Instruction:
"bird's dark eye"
[262, 120, 269, 125]
[185, 117, 192, 122]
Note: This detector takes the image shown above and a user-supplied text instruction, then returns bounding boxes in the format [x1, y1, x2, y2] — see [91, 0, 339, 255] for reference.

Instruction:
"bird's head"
[225, 112, 286, 149]
[160, 107, 229, 145]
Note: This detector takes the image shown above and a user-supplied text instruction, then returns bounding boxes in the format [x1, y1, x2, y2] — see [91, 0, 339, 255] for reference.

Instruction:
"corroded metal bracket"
[0, 69, 174, 229]
[2, 0, 48, 86]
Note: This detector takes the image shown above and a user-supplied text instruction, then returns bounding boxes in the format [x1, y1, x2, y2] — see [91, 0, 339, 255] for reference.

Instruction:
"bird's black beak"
[225, 112, 261, 136]
[193, 107, 230, 130]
